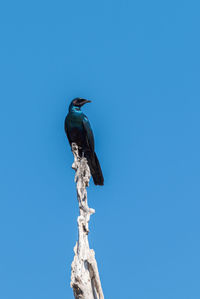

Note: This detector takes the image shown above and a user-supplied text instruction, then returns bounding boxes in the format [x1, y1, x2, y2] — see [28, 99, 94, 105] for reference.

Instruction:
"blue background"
[0, 0, 200, 298]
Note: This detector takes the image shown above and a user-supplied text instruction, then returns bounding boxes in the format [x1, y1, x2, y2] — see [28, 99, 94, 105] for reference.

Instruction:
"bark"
[70, 143, 104, 299]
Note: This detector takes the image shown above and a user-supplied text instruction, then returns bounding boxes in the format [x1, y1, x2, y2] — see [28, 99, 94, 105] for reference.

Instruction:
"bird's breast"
[66, 113, 86, 146]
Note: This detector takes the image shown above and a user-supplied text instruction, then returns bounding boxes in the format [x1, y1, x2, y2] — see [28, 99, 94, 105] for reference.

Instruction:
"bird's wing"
[83, 116, 95, 152]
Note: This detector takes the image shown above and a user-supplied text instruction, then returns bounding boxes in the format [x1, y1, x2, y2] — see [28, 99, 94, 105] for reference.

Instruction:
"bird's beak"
[81, 99, 91, 105]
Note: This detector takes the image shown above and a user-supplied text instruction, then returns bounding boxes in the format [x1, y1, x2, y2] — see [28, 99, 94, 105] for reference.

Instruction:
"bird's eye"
[73, 99, 81, 105]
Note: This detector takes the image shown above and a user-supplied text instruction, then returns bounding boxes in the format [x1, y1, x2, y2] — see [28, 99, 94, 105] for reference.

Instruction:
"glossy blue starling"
[65, 98, 104, 185]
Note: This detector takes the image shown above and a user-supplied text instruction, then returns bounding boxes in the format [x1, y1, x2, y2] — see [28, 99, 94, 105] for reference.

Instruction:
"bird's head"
[69, 98, 91, 112]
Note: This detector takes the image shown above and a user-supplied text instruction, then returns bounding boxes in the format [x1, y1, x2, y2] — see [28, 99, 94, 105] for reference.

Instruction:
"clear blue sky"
[0, 0, 200, 298]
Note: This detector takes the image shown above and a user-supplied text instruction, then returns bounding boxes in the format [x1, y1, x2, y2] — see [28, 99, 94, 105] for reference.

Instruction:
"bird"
[65, 98, 104, 186]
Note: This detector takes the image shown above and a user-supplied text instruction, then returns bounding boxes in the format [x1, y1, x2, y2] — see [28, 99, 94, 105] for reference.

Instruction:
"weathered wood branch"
[70, 143, 104, 299]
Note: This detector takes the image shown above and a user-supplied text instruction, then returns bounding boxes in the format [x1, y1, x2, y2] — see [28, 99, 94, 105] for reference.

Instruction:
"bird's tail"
[85, 152, 104, 186]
